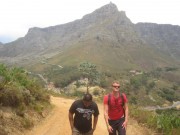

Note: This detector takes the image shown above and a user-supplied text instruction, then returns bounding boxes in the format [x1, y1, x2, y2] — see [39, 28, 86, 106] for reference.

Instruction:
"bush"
[70, 90, 84, 98]
[130, 105, 180, 135]
[75, 80, 81, 88]
[0, 86, 24, 107]
[21, 117, 34, 129]
[158, 88, 178, 102]
[93, 89, 99, 96]
[129, 97, 137, 105]
[0, 64, 50, 110]
[45, 66, 81, 88]
[156, 114, 180, 135]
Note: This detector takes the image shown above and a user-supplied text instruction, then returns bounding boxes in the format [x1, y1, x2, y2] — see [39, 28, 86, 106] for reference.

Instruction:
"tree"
[79, 62, 99, 93]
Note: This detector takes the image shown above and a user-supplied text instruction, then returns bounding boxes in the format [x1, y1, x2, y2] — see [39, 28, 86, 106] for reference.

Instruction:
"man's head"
[112, 81, 120, 92]
[82, 93, 92, 107]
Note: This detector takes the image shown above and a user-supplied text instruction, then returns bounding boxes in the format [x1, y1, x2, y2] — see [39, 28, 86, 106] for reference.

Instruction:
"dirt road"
[26, 96, 154, 135]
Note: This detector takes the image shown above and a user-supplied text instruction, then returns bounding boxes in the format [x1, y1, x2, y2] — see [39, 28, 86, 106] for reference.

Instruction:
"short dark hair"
[83, 93, 92, 101]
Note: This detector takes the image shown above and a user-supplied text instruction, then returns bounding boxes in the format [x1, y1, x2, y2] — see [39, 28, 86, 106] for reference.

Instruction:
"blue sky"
[0, 0, 180, 43]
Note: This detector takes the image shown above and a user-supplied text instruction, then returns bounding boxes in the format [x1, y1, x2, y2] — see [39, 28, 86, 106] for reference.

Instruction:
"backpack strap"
[108, 93, 124, 106]
[108, 93, 111, 106]
[121, 93, 124, 106]
[107, 93, 126, 117]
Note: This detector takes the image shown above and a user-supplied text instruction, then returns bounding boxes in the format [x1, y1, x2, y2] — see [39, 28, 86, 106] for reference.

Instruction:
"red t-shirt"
[104, 93, 128, 120]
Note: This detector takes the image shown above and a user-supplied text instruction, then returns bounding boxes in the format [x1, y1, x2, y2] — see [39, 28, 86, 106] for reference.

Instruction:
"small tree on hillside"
[79, 62, 99, 93]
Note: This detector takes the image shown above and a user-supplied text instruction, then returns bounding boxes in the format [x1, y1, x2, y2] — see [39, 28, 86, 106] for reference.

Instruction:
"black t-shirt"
[69, 100, 99, 133]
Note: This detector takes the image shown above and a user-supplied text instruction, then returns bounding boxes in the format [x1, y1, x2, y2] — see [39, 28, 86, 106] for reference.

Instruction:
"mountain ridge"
[0, 2, 179, 71]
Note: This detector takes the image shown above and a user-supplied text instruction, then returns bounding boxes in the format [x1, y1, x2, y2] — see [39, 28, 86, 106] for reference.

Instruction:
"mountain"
[0, 2, 179, 72]
[135, 23, 180, 60]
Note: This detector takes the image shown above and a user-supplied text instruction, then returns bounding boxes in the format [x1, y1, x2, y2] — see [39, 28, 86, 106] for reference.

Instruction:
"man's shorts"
[72, 127, 93, 135]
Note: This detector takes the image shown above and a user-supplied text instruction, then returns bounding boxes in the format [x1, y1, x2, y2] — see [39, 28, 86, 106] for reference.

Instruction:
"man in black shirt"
[69, 93, 99, 135]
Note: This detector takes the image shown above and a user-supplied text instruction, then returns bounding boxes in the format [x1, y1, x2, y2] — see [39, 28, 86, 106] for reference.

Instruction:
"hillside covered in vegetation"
[0, 64, 50, 135]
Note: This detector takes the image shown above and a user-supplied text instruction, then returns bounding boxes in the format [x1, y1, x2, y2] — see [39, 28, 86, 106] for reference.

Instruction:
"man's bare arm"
[122, 103, 128, 129]
[92, 116, 98, 131]
[104, 103, 113, 133]
[68, 112, 74, 130]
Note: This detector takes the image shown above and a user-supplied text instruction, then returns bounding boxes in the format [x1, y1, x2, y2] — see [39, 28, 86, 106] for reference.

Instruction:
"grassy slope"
[29, 37, 179, 74]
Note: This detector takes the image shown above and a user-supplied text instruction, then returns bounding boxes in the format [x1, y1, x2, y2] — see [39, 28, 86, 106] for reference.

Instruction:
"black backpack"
[108, 93, 125, 116]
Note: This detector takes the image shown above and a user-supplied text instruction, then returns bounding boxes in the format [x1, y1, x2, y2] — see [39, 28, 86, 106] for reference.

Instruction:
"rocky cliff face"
[135, 23, 180, 59]
[0, 3, 134, 57]
[0, 41, 3, 49]
[0, 3, 179, 68]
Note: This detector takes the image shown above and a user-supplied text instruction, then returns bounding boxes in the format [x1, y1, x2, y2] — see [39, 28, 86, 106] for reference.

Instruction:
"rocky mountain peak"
[81, 2, 131, 26]
[27, 27, 42, 34]
[82, 2, 119, 21]
[93, 2, 118, 15]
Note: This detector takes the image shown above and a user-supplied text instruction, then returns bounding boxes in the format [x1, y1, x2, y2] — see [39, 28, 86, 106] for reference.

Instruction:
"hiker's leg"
[108, 120, 118, 135]
[117, 126, 126, 135]
[117, 118, 126, 135]
[108, 128, 117, 135]
[72, 127, 82, 135]
[83, 129, 93, 135]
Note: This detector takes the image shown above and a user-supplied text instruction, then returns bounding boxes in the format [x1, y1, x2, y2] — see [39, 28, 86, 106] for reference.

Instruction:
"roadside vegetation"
[43, 62, 179, 105]
[1, 62, 179, 135]
[43, 62, 180, 135]
[0, 63, 50, 134]
[130, 106, 180, 135]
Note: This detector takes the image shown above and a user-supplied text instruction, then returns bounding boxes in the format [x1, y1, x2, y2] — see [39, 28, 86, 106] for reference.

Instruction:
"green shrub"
[33, 103, 44, 113]
[75, 80, 81, 88]
[45, 66, 81, 88]
[156, 114, 180, 135]
[0, 86, 24, 107]
[93, 89, 99, 96]
[129, 97, 137, 105]
[70, 90, 84, 98]
[16, 103, 26, 117]
[158, 88, 177, 102]
[0, 64, 50, 112]
[130, 106, 180, 135]
[21, 117, 34, 129]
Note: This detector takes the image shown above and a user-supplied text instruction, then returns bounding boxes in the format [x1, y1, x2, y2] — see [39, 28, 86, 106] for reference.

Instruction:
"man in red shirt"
[104, 81, 128, 135]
